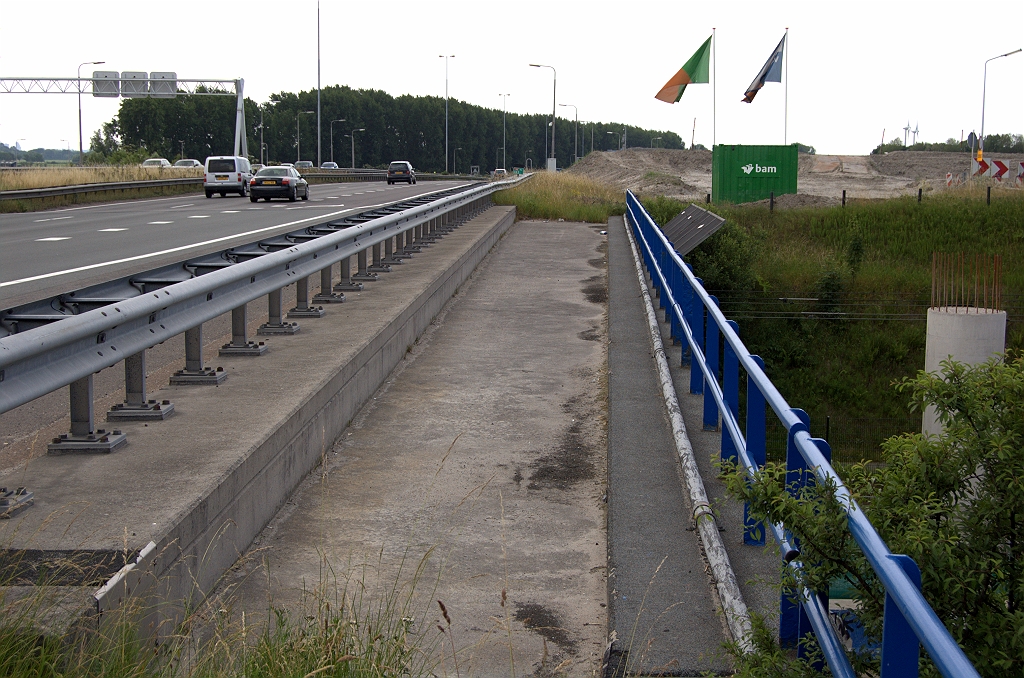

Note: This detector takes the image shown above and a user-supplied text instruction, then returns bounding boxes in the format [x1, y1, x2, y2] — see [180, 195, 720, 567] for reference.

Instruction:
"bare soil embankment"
[567, 148, 1024, 206]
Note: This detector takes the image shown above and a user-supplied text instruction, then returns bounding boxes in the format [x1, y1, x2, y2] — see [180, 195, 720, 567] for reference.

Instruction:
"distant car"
[387, 161, 416, 184]
[204, 155, 252, 198]
[251, 163, 264, 173]
[141, 158, 171, 168]
[294, 160, 314, 170]
[173, 158, 202, 169]
[320, 161, 339, 170]
[249, 166, 309, 202]
[492, 168, 508, 179]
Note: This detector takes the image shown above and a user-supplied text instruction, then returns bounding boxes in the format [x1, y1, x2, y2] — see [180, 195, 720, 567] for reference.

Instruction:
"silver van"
[204, 156, 252, 198]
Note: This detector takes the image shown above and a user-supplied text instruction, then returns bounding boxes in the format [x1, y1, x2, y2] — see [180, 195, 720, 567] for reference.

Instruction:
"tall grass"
[0, 547, 445, 678]
[493, 171, 625, 223]
[0, 166, 203, 192]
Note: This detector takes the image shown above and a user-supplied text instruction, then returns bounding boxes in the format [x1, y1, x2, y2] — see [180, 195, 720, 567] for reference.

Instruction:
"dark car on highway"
[249, 166, 309, 202]
[387, 161, 416, 184]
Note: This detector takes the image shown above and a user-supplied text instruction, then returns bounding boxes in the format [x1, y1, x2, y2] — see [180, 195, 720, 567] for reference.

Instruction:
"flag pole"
[712, 27, 716, 149]
[784, 27, 789, 145]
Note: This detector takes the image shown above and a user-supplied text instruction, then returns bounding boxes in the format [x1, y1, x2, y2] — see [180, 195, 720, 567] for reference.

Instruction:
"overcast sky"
[2, 0, 1021, 157]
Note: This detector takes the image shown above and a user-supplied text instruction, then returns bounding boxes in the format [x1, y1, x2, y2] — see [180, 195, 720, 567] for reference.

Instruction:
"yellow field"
[0, 165, 203, 191]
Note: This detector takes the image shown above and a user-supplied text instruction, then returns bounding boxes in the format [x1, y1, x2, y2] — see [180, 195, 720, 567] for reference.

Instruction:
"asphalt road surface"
[0, 180, 473, 309]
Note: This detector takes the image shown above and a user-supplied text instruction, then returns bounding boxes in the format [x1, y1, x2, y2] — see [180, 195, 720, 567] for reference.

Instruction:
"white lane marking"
[170, 203, 194, 209]
[187, 215, 210, 219]
[35, 237, 71, 241]
[33, 216, 73, 223]
[221, 210, 240, 213]
[285, 206, 307, 210]
[148, 221, 173, 224]
[2, 206, 367, 288]
[1, 185, 467, 289]
[353, 192, 364, 195]
[98, 228, 128, 232]
[341, 194, 352, 196]
[326, 196, 338, 199]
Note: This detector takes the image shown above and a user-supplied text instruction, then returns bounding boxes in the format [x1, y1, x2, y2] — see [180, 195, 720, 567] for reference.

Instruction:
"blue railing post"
[669, 264, 682, 344]
[781, 408, 811, 648]
[798, 438, 834, 667]
[744, 355, 767, 546]
[703, 297, 720, 430]
[689, 277, 704, 395]
[881, 555, 922, 678]
[722, 320, 740, 463]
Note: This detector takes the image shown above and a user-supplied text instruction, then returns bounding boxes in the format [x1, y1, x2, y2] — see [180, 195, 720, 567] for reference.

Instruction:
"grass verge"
[0, 167, 203, 191]
[0, 184, 205, 213]
[493, 171, 625, 223]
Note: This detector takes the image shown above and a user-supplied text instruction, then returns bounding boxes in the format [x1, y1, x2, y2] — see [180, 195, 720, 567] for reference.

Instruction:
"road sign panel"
[121, 71, 148, 98]
[92, 71, 120, 97]
[149, 72, 177, 98]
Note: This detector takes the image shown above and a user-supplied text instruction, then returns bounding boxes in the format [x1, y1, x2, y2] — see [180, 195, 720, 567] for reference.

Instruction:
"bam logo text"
[741, 163, 777, 174]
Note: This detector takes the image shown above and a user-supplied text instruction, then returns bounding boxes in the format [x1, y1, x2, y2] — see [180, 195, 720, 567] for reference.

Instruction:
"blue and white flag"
[742, 34, 786, 103]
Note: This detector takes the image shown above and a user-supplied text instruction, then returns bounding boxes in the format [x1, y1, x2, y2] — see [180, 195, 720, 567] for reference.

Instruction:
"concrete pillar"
[922, 307, 1006, 436]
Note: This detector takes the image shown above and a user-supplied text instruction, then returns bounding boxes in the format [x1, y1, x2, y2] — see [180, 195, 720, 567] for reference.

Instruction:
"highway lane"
[0, 180, 475, 309]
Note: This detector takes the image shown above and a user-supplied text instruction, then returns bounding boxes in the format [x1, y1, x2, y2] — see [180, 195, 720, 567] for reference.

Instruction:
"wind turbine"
[903, 121, 911, 147]
[911, 123, 919, 146]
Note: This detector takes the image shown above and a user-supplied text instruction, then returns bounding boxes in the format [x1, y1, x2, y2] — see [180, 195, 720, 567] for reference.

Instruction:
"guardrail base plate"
[333, 282, 364, 292]
[367, 265, 392, 273]
[352, 273, 379, 282]
[107, 400, 175, 421]
[170, 367, 227, 385]
[219, 342, 267, 357]
[48, 430, 128, 455]
[257, 322, 300, 336]
[287, 306, 326, 319]
[311, 292, 346, 303]
[0, 488, 34, 518]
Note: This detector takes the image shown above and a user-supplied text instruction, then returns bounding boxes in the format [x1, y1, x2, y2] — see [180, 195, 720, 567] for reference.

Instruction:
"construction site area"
[568, 148, 1024, 207]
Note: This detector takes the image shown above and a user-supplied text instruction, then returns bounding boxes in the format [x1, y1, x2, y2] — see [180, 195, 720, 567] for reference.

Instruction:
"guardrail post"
[288, 275, 326, 318]
[403, 226, 422, 254]
[170, 324, 226, 384]
[258, 288, 300, 335]
[722, 320, 739, 461]
[703, 296, 720, 430]
[744, 355, 767, 546]
[47, 375, 127, 453]
[313, 264, 346, 303]
[689, 277, 704, 395]
[780, 408, 811, 648]
[219, 304, 267, 356]
[381, 233, 403, 265]
[335, 255, 364, 292]
[353, 248, 379, 282]
[108, 350, 174, 420]
[881, 554, 922, 678]
[368, 242, 392, 273]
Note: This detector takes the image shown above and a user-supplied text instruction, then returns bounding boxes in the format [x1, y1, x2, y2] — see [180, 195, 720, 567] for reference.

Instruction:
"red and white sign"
[991, 160, 1008, 182]
[972, 158, 990, 177]
[1017, 162, 1024, 186]
[946, 172, 953, 187]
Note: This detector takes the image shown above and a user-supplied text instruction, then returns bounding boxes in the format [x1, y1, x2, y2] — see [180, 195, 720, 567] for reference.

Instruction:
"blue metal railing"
[624, 191, 979, 678]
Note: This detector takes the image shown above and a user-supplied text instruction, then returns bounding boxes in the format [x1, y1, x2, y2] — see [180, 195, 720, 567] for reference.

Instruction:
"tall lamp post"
[559, 103, 577, 163]
[78, 60, 104, 166]
[499, 93, 510, 170]
[529, 64, 556, 170]
[330, 118, 346, 164]
[296, 110, 314, 162]
[439, 54, 455, 173]
[350, 127, 365, 169]
[607, 130, 619, 151]
[454, 147, 462, 175]
[651, 137, 662, 148]
[979, 48, 1022, 160]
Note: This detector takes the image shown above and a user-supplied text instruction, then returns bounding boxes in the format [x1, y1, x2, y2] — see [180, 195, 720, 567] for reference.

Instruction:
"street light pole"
[607, 130, 619, 151]
[559, 103, 577, 163]
[78, 60, 104, 166]
[439, 54, 455, 173]
[330, 118, 346, 164]
[499, 93, 510, 170]
[454, 146, 462, 175]
[350, 127, 365, 169]
[651, 137, 662, 148]
[316, 0, 322, 168]
[297, 111, 314, 162]
[980, 48, 1022, 160]
[529, 64, 556, 168]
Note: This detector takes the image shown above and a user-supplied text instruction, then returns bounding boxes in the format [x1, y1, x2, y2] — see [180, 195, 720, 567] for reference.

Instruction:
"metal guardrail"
[625, 190, 979, 678]
[0, 177, 203, 200]
[0, 177, 527, 425]
[0, 171, 486, 201]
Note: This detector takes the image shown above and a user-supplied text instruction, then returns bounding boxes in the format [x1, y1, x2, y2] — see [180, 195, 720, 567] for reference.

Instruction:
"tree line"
[871, 133, 1023, 155]
[86, 85, 685, 170]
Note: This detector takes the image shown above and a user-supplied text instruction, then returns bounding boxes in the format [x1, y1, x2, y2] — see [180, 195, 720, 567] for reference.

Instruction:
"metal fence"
[625, 190, 979, 678]
[0, 178, 525, 454]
